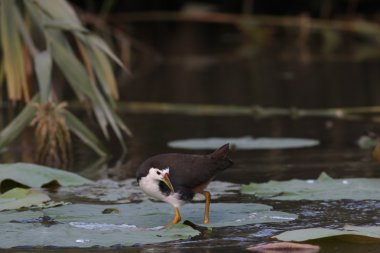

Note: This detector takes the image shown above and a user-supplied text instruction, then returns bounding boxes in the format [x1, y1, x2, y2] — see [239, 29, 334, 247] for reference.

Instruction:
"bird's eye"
[156, 171, 161, 175]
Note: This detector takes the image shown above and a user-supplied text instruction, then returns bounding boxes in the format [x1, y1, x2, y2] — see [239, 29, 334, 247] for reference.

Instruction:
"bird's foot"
[164, 207, 181, 229]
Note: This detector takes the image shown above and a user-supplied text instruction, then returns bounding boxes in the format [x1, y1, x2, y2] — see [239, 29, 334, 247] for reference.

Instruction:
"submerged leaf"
[168, 136, 319, 150]
[0, 188, 50, 211]
[273, 225, 380, 243]
[241, 172, 380, 200]
[0, 163, 92, 192]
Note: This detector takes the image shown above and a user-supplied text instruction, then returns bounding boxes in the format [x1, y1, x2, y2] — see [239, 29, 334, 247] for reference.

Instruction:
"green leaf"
[82, 34, 125, 68]
[0, 163, 93, 191]
[33, 0, 82, 27]
[61, 110, 107, 157]
[47, 31, 127, 148]
[61, 179, 240, 203]
[0, 95, 38, 150]
[43, 19, 89, 32]
[1, 0, 29, 101]
[241, 172, 380, 200]
[168, 136, 320, 150]
[86, 44, 118, 105]
[0, 188, 50, 211]
[34, 51, 52, 102]
[0, 201, 296, 247]
[273, 225, 380, 243]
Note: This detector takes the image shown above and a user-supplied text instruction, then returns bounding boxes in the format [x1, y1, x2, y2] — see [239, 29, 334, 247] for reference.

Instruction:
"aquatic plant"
[0, 0, 131, 167]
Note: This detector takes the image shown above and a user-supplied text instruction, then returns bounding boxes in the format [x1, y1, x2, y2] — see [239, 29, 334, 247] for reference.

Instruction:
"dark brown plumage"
[136, 144, 233, 225]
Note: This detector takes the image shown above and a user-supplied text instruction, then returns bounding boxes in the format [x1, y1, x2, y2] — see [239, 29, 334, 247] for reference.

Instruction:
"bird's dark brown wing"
[148, 153, 233, 190]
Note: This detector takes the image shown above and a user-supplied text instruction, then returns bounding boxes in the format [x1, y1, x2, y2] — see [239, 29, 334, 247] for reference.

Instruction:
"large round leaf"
[0, 163, 92, 191]
[0, 202, 296, 247]
[241, 172, 380, 200]
[0, 188, 50, 211]
[168, 136, 319, 150]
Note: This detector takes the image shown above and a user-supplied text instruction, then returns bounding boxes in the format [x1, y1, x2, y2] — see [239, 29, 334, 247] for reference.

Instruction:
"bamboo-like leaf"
[81, 34, 125, 69]
[47, 31, 126, 149]
[61, 110, 107, 157]
[46, 31, 97, 100]
[34, 51, 52, 102]
[0, 95, 38, 150]
[1, 0, 29, 101]
[43, 19, 89, 32]
[23, 0, 75, 53]
[87, 44, 119, 104]
[114, 111, 133, 137]
[33, 0, 82, 27]
[93, 105, 110, 139]
[74, 37, 110, 139]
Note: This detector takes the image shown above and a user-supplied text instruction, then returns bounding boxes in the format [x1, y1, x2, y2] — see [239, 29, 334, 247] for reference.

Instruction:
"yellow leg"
[202, 191, 211, 224]
[172, 207, 181, 224]
[165, 207, 181, 228]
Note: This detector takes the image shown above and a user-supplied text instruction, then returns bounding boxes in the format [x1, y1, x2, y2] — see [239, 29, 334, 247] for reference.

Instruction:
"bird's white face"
[148, 167, 169, 180]
[147, 167, 174, 191]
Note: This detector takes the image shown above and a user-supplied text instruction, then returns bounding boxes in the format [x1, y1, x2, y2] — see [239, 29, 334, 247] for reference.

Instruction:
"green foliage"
[168, 136, 320, 150]
[0, 201, 297, 247]
[0, 0, 130, 164]
[241, 172, 380, 200]
[0, 163, 93, 193]
[0, 188, 50, 211]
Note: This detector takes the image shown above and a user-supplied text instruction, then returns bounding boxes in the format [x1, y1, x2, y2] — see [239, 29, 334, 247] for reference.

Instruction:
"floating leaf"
[241, 172, 380, 200]
[0, 163, 93, 192]
[0, 188, 50, 211]
[273, 225, 380, 243]
[168, 136, 319, 150]
[60, 179, 240, 203]
[0, 201, 296, 247]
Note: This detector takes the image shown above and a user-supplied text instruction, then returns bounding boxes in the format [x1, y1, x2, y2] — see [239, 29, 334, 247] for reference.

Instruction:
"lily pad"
[0, 188, 50, 211]
[241, 172, 380, 200]
[0, 163, 93, 192]
[168, 136, 319, 150]
[60, 179, 240, 202]
[0, 202, 296, 247]
[273, 225, 380, 243]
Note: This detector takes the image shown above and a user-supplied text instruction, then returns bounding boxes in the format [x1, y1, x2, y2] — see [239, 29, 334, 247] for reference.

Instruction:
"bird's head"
[147, 167, 175, 192]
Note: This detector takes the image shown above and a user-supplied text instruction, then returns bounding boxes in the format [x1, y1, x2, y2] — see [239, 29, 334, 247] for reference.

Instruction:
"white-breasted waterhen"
[136, 143, 233, 226]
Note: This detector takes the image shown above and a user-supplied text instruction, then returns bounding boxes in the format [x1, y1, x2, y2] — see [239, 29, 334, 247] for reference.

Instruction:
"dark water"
[2, 22, 380, 252]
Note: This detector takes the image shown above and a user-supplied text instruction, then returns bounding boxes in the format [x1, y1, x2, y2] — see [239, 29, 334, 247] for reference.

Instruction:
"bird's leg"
[172, 207, 181, 224]
[202, 191, 211, 224]
[165, 207, 181, 228]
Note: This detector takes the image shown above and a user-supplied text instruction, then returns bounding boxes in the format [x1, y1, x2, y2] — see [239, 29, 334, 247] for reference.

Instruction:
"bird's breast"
[139, 177, 186, 208]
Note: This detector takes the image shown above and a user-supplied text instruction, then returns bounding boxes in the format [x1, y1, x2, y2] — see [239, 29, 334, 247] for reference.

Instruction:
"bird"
[136, 143, 233, 226]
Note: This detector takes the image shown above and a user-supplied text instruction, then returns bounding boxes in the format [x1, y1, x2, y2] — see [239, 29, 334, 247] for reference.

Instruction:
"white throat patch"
[139, 167, 186, 208]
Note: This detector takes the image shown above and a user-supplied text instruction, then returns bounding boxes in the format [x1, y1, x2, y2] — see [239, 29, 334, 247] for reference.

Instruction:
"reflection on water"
[1, 22, 380, 253]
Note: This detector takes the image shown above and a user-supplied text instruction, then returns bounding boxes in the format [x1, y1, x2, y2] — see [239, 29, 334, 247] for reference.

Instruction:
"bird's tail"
[210, 143, 234, 169]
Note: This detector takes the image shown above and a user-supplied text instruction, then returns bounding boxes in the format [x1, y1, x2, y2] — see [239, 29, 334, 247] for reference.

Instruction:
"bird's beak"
[163, 173, 174, 192]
